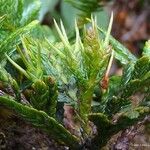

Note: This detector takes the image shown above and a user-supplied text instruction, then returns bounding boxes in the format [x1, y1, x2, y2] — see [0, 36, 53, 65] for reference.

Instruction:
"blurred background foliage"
[28, 0, 110, 41]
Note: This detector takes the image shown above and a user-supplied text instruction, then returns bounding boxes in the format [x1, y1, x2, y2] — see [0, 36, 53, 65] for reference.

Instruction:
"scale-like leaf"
[0, 15, 7, 28]
[0, 20, 39, 61]
[121, 77, 150, 98]
[0, 0, 40, 28]
[131, 56, 150, 80]
[143, 40, 150, 57]
[21, 0, 41, 26]
[98, 27, 137, 64]
[66, 0, 109, 26]
[0, 0, 23, 27]
[121, 62, 135, 86]
[0, 0, 41, 62]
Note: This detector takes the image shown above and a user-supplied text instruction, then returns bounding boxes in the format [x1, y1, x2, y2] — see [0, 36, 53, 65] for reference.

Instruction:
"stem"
[78, 85, 95, 135]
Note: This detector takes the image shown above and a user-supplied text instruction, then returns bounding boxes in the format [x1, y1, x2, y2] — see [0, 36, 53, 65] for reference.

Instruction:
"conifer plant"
[0, 0, 150, 149]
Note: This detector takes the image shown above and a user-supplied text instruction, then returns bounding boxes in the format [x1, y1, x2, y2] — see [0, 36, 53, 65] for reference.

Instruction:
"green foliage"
[0, 66, 21, 101]
[98, 53, 150, 117]
[30, 80, 50, 112]
[0, 0, 40, 62]
[89, 106, 150, 148]
[0, 0, 40, 28]
[66, 0, 101, 13]
[6, 37, 43, 81]
[120, 56, 150, 98]
[28, 77, 58, 117]
[121, 62, 135, 86]
[5, 37, 58, 117]
[131, 56, 150, 80]
[0, 21, 39, 61]
[0, 0, 23, 27]
[98, 27, 137, 64]
[20, 0, 40, 26]
[0, 1, 150, 149]
[46, 17, 113, 133]
[143, 40, 150, 57]
[0, 15, 6, 28]
[66, 0, 110, 26]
